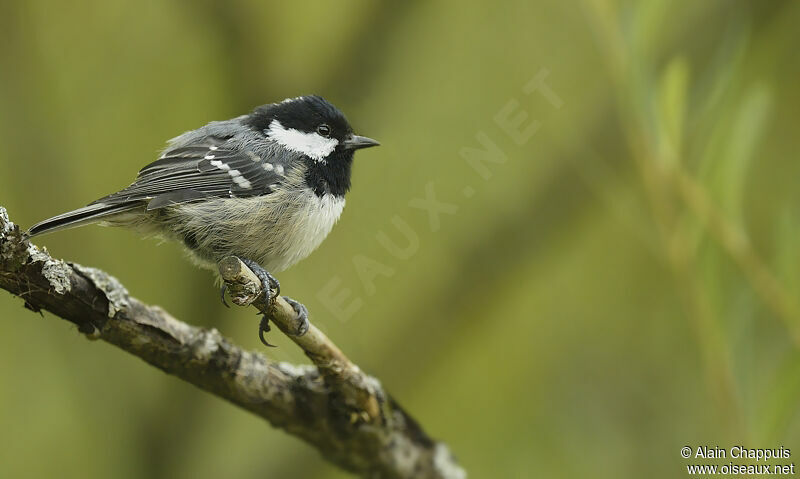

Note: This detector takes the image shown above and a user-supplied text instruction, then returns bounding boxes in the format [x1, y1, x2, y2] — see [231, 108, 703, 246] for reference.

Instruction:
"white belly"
[253, 189, 346, 272]
[164, 188, 345, 273]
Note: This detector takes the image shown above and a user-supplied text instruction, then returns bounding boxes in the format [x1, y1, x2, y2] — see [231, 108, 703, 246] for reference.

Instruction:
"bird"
[26, 95, 379, 345]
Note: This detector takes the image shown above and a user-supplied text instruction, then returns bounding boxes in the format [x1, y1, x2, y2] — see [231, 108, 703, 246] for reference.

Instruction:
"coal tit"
[27, 95, 379, 344]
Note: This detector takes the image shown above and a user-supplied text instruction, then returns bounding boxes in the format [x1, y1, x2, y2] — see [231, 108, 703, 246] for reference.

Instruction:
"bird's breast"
[191, 185, 346, 272]
[257, 188, 346, 271]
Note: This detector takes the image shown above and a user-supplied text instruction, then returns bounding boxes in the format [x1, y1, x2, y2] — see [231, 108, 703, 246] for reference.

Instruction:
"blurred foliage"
[1, 0, 800, 477]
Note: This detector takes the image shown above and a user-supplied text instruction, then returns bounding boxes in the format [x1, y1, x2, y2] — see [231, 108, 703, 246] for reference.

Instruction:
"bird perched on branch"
[27, 95, 379, 345]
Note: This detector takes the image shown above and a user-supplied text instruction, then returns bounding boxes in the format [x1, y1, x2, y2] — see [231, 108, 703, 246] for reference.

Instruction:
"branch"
[0, 206, 465, 479]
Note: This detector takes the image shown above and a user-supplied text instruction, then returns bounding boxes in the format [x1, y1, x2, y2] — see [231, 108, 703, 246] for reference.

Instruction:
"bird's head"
[245, 95, 379, 164]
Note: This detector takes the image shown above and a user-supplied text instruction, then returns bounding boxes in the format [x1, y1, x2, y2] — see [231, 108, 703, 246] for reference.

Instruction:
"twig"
[218, 257, 382, 420]
[0, 206, 465, 479]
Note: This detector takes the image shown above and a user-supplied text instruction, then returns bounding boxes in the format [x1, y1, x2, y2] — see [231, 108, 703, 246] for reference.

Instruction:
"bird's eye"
[317, 124, 331, 137]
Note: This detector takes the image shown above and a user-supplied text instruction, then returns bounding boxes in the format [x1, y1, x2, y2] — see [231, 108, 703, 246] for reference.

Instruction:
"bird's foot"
[236, 257, 280, 347]
[224, 257, 306, 346]
[256, 296, 308, 346]
[283, 296, 310, 336]
[239, 258, 280, 304]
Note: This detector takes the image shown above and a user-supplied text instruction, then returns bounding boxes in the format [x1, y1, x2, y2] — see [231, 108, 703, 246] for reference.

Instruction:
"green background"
[2, 1, 800, 477]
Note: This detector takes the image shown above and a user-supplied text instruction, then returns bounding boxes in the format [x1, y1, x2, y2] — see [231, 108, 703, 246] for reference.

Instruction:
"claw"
[268, 275, 281, 298]
[258, 315, 276, 347]
[220, 284, 230, 308]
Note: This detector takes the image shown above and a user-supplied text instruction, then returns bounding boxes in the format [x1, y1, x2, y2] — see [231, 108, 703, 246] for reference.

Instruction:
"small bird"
[27, 95, 379, 345]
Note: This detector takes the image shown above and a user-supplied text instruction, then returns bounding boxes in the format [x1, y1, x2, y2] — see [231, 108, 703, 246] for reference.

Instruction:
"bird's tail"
[27, 202, 141, 238]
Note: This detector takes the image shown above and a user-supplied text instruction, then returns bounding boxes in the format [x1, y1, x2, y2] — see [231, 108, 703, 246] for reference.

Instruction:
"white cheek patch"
[266, 119, 338, 162]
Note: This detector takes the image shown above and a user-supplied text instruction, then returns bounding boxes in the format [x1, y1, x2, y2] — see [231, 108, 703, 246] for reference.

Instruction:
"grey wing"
[28, 132, 285, 238]
[94, 135, 282, 210]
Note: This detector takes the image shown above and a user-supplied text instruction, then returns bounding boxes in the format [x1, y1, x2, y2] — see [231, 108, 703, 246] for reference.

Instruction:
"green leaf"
[656, 57, 690, 166]
[717, 84, 772, 224]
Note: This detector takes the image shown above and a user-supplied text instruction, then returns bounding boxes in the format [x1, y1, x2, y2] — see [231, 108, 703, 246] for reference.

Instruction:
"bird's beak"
[344, 135, 380, 150]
